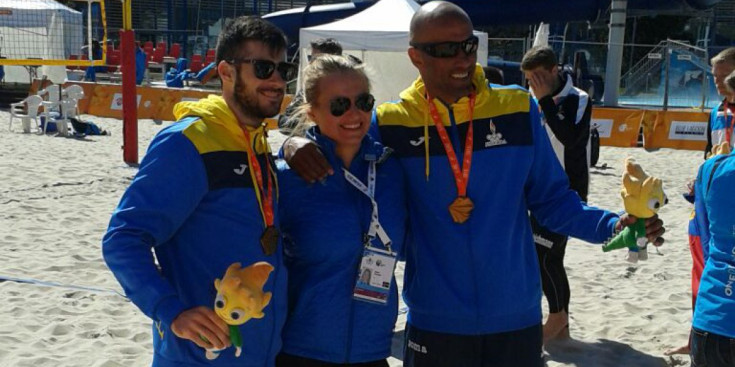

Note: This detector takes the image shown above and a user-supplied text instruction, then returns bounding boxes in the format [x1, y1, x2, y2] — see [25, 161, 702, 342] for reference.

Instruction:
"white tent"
[0, 0, 83, 83]
[298, 0, 489, 105]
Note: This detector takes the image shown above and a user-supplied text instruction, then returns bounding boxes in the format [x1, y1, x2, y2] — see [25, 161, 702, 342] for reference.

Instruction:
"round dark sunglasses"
[228, 58, 298, 81]
[410, 35, 479, 58]
[329, 93, 375, 117]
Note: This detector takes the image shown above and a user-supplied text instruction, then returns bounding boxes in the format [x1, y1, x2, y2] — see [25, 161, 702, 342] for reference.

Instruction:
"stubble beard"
[234, 76, 279, 122]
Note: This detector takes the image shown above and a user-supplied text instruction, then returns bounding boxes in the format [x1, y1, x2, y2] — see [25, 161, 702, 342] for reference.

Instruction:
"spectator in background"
[521, 45, 592, 343]
[704, 47, 735, 159]
[135, 45, 147, 85]
[278, 38, 343, 132]
[83, 39, 104, 82]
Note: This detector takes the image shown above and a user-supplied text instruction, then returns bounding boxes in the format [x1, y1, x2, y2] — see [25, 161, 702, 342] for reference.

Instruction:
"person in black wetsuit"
[521, 45, 592, 343]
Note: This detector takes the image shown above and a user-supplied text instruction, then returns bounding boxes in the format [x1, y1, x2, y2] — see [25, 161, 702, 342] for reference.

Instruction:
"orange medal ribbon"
[427, 94, 476, 224]
[241, 126, 278, 255]
[724, 103, 734, 145]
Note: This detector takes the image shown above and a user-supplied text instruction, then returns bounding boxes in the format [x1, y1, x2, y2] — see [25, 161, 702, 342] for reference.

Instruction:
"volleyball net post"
[121, 0, 138, 165]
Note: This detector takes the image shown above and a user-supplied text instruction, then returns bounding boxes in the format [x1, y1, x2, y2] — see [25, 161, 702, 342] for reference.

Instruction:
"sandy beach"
[0, 110, 701, 366]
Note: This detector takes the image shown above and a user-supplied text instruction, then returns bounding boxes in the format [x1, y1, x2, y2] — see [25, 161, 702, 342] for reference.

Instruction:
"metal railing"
[622, 39, 708, 96]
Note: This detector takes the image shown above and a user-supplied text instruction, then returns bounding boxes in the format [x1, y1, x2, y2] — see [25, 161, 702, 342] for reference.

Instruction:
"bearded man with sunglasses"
[284, 2, 665, 366]
[103, 16, 297, 367]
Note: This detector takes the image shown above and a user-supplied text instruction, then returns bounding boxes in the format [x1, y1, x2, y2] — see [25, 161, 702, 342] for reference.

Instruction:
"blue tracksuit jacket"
[103, 96, 287, 366]
[278, 127, 408, 363]
[371, 65, 620, 335]
[693, 153, 735, 339]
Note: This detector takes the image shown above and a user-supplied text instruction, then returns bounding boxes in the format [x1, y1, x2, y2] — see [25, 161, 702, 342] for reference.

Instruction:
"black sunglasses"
[410, 35, 479, 58]
[228, 58, 298, 81]
[329, 93, 375, 117]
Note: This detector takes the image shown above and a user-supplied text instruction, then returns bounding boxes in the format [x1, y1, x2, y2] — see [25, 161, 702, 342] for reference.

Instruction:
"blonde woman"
[277, 55, 408, 367]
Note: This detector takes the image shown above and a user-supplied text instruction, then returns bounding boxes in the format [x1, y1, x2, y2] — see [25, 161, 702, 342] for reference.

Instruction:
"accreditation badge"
[353, 246, 397, 305]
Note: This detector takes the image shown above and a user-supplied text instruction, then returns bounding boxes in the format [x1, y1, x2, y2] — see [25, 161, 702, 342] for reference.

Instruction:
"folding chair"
[9, 95, 43, 133]
[62, 85, 85, 118]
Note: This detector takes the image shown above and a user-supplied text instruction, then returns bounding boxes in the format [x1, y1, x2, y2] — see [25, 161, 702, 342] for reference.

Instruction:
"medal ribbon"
[241, 126, 276, 229]
[427, 94, 476, 198]
[343, 162, 392, 251]
[724, 103, 734, 144]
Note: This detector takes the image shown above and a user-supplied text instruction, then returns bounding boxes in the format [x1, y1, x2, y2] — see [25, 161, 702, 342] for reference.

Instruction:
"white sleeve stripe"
[575, 90, 589, 125]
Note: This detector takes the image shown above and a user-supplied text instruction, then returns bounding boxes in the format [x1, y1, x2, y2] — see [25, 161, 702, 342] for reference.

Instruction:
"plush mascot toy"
[602, 158, 667, 263]
[204, 261, 273, 360]
[708, 142, 731, 158]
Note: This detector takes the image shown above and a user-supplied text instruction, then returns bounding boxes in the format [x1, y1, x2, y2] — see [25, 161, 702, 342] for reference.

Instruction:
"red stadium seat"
[205, 48, 215, 65]
[168, 43, 181, 59]
[107, 49, 121, 72]
[190, 54, 204, 73]
[152, 46, 165, 64]
[156, 42, 167, 56]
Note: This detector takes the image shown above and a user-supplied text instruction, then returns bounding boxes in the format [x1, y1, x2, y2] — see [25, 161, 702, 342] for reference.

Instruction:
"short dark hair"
[310, 38, 342, 55]
[215, 16, 288, 65]
[520, 46, 558, 71]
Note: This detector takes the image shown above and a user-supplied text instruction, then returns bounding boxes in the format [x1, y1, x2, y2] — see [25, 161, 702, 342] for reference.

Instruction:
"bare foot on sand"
[543, 311, 570, 343]
[664, 345, 690, 356]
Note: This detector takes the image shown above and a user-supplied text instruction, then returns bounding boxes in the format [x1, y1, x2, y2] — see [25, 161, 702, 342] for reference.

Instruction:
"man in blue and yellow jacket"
[102, 17, 296, 367]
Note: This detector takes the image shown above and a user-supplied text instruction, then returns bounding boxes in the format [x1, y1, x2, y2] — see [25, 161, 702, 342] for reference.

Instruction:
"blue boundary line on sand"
[0, 274, 127, 298]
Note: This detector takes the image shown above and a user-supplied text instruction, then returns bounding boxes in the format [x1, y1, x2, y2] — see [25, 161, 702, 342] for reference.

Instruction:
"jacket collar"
[305, 126, 392, 169]
[551, 73, 574, 103]
[400, 64, 489, 113]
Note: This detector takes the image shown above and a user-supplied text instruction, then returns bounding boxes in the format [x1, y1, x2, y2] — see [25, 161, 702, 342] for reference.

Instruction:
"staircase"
[621, 39, 709, 96]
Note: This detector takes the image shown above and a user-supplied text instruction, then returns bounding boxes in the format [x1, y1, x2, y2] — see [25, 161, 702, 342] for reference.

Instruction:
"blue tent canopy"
[457, 0, 720, 26]
[264, 0, 721, 49]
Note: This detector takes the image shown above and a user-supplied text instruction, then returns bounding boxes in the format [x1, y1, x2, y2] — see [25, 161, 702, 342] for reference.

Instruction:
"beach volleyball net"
[0, 0, 107, 67]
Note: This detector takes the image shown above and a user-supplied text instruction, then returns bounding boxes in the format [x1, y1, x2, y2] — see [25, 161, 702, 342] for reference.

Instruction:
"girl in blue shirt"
[277, 55, 408, 367]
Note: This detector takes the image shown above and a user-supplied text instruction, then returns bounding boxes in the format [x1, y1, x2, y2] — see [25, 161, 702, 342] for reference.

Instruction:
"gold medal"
[260, 226, 279, 256]
[449, 196, 474, 224]
[240, 126, 279, 255]
[427, 94, 477, 225]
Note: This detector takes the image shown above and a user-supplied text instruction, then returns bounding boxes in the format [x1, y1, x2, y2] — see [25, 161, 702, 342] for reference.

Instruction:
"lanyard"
[241, 127, 275, 229]
[724, 103, 734, 144]
[342, 162, 392, 251]
[427, 94, 476, 198]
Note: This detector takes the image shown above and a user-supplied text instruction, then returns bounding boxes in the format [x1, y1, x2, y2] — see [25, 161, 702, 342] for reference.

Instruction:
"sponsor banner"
[644, 110, 709, 150]
[110, 92, 141, 110]
[668, 121, 708, 141]
[591, 108, 642, 147]
[591, 118, 613, 138]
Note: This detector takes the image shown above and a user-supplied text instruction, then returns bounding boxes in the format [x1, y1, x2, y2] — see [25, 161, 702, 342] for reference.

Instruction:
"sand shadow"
[591, 171, 618, 177]
[544, 338, 671, 367]
[591, 163, 618, 177]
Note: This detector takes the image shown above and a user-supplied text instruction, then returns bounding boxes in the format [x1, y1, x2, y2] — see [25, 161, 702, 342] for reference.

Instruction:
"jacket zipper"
[448, 107, 481, 331]
[263, 237, 281, 366]
[344, 162, 371, 363]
